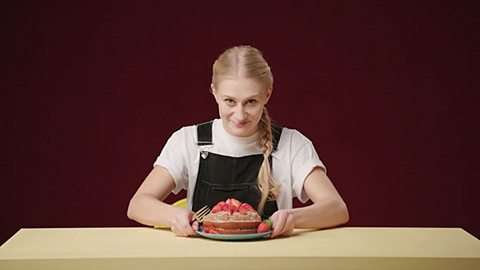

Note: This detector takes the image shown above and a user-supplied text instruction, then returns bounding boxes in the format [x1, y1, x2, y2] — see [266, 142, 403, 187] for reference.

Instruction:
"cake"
[202, 198, 262, 234]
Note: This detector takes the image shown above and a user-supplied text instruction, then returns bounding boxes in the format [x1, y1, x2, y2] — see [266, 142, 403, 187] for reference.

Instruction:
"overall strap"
[196, 121, 214, 146]
[271, 123, 283, 152]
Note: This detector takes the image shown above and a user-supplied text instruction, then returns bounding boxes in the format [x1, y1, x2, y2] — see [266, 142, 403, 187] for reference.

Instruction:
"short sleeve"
[290, 133, 326, 203]
[153, 128, 190, 194]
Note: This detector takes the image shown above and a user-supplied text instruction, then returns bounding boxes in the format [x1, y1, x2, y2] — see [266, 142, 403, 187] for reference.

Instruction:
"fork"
[193, 205, 210, 223]
[154, 205, 210, 229]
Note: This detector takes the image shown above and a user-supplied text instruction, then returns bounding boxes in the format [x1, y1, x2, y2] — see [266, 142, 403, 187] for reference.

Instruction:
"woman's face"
[212, 78, 272, 137]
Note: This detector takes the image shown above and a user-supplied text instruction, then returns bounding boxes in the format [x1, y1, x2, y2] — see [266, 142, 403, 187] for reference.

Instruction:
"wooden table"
[1, 227, 479, 269]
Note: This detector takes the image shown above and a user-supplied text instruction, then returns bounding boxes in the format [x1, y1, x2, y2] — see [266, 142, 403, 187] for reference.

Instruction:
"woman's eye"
[246, 99, 257, 105]
[225, 99, 235, 105]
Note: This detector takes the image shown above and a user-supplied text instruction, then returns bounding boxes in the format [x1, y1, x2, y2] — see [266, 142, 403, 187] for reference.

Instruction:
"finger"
[185, 226, 196, 236]
[271, 213, 287, 238]
[189, 212, 196, 223]
[268, 214, 279, 238]
[172, 222, 191, 237]
[181, 221, 196, 236]
[191, 221, 199, 231]
[270, 215, 280, 237]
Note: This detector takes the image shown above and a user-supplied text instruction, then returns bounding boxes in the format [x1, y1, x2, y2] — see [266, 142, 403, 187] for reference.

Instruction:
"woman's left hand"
[269, 209, 295, 238]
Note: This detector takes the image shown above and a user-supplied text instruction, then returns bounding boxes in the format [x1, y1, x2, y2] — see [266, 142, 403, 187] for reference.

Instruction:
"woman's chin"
[226, 124, 254, 137]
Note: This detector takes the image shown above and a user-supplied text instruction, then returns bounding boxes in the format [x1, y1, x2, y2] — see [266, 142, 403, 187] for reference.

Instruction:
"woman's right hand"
[128, 166, 200, 237]
[169, 208, 198, 237]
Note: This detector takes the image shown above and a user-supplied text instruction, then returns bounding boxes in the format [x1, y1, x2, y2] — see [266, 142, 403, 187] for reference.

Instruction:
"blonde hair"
[212, 45, 279, 214]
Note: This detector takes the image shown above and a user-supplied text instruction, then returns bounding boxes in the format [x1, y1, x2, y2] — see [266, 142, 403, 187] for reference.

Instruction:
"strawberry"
[211, 204, 222, 214]
[226, 198, 241, 211]
[230, 204, 239, 212]
[238, 205, 248, 214]
[215, 201, 226, 207]
[227, 205, 234, 215]
[257, 222, 270, 233]
[212, 201, 226, 213]
[221, 202, 230, 212]
[240, 203, 255, 212]
[264, 218, 273, 228]
[230, 198, 241, 208]
[222, 203, 234, 215]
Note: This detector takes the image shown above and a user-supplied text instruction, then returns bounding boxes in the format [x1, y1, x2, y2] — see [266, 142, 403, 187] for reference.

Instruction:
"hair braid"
[257, 107, 279, 215]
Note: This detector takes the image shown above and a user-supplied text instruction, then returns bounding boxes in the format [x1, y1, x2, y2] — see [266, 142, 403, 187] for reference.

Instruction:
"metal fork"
[154, 205, 210, 229]
[194, 205, 210, 223]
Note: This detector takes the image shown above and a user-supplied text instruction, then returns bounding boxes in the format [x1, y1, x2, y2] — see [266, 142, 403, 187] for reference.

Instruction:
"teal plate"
[196, 227, 271, 241]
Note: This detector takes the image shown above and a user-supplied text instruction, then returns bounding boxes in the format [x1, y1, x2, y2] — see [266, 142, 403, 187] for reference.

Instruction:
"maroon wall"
[2, 1, 479, 244]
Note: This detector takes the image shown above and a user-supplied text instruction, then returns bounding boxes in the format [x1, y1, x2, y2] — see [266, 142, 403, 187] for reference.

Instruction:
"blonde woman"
[128, 45, 349, 238]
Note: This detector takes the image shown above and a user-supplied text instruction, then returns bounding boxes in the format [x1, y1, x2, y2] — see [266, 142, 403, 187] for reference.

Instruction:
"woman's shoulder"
[168, 119, 218, 142]
[169, 124, 195, 139]
[278, 125, 313, 145]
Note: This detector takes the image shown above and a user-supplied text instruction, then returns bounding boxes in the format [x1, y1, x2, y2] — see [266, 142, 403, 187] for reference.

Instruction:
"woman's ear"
[210, 84, 217, 95]
[210, 84, 219, 102]
[265, 87, 273, 104]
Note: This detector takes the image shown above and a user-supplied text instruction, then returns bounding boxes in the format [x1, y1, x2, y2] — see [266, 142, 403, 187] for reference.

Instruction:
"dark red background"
[1, 1, 479, 244]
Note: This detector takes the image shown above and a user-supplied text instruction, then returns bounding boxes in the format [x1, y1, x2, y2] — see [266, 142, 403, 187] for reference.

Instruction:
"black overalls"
[192, 121, 283, 218]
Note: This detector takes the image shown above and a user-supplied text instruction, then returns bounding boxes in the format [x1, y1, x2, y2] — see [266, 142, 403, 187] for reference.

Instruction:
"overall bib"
[192, 121, 282, 218]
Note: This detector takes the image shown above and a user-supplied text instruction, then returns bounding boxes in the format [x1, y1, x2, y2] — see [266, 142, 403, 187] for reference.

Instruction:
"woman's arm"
[127, 166, 197, 236]
[270, 167, 349, 237]
[290, 167, 349, 228]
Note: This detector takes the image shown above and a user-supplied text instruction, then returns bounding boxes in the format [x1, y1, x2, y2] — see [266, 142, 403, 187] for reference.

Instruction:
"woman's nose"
[234, 105, 246, 120]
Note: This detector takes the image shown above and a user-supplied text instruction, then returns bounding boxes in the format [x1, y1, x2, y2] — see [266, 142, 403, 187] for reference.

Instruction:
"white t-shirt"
[154, 119, 325, 210]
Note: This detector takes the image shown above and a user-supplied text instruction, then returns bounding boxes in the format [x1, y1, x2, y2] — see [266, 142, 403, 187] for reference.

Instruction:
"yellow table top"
[1, 227, 479, 270]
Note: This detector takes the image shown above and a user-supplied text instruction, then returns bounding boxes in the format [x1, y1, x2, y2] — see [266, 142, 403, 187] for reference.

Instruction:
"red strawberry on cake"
[202, 198, 264, 234]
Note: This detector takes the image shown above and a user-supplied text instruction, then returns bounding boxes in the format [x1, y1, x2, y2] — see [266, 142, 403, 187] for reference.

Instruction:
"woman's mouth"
[232, 120, 248, 128]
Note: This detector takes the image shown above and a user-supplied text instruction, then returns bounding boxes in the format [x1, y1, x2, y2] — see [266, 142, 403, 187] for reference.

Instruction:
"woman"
[127, 45, 349, 238]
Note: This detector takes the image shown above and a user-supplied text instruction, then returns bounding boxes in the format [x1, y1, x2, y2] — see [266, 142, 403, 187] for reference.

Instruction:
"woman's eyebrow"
[220, 95, 260, 100]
